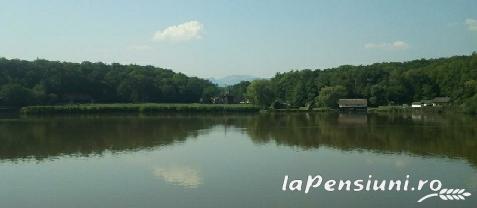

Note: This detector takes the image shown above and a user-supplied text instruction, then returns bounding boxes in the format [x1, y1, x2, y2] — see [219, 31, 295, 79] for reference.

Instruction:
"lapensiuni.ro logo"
[282, 175, 472, 203]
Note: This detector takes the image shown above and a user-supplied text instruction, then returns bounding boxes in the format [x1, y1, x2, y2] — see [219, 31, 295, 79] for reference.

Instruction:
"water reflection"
[0, 113, 476, 166]
[153, 166, 203, 188]
[0, 115, 219, 160]
[245, 113, 477, 166]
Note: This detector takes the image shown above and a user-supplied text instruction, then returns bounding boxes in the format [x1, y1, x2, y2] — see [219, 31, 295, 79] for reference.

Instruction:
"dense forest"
[240, 53, 477, 113]
[1, 53, 477, 113]
[0, 58, 218, 106]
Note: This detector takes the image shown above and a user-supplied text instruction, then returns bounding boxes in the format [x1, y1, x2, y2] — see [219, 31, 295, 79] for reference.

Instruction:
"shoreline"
[14, 103, 468, 115]
[19, 103, 260, 115]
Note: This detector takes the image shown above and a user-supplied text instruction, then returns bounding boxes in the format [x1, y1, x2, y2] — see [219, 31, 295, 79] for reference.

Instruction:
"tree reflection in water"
[0, 113, 475, 166]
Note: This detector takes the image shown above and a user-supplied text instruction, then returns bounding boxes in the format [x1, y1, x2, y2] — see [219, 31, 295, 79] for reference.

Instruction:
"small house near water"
[411, 97, 450, 108]
[338, 99, 367, 111]
[432, 97, 450, 106]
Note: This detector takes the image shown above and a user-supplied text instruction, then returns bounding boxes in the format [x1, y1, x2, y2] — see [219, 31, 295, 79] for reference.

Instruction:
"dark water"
[0, 113, 476, 208]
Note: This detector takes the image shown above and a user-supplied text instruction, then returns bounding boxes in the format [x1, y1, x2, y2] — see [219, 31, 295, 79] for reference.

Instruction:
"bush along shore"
[20, 103, 260, 115]
[18, 103, 472, 116]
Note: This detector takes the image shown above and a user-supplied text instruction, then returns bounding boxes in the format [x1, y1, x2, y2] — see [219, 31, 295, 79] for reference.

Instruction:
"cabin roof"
[432, 97, 450, 103]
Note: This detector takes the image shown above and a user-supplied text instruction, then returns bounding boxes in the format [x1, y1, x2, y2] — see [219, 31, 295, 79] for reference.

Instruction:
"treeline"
[0, 58, 218, 106]
[241, 53, 477, 113]
[2, 54, 477, 114]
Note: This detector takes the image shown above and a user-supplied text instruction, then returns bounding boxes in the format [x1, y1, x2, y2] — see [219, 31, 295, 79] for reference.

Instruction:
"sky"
[0, 0, 476, 78]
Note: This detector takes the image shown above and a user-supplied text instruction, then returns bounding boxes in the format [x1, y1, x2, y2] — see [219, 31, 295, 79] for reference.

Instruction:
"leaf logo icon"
[418, 188, 471, 202]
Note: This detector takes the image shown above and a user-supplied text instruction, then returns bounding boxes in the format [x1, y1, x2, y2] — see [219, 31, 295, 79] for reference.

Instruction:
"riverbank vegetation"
[240, 53, 477, 114]
[1, 53, 477, 114]
[0, 58, 218, 106]
[20, 103, 259, 115]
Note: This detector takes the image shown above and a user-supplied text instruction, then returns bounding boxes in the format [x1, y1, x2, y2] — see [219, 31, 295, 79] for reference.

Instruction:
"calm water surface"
[0, 113, 476, 208]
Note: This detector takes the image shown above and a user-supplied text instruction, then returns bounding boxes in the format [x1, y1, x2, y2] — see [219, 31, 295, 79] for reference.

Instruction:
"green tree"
[463, 94, 477, 114]
[315, 85, 346, 108]
[228, 81, 250, 102]
[0, 83, 34, 106]
[246, 79, 275, 108]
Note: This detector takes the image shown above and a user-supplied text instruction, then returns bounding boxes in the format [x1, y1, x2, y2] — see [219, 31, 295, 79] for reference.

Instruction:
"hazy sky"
[1, 0, 476, 78]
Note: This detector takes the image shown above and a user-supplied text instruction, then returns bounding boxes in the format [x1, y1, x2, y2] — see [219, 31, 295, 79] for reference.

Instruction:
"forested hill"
[243, 53, 477, 112]
[0, 58, 218, 106]
[1, 54, 477, 112]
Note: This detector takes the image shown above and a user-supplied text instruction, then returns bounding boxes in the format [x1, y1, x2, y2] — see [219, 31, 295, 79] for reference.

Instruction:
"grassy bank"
[20, 103, 260, 115]
[18, 104, 468, 115]
[267, 107, 335, 112]
[367, 106, 459, 114]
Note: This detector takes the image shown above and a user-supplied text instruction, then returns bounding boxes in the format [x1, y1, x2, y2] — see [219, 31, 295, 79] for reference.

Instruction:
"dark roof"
[338, 99, 367, 105]
[432, 97, 450, 103]
[421, 99, 433, 104]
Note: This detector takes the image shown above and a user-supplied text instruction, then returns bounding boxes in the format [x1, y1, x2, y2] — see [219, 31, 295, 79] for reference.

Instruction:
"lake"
[0, 113, 476, 208]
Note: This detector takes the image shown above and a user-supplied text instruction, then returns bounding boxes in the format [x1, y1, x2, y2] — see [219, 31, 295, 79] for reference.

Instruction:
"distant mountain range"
[209, 75, 258, 86]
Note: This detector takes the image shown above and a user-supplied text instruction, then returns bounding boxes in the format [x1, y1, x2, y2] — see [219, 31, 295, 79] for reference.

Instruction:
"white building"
[411, 102, 422, 108]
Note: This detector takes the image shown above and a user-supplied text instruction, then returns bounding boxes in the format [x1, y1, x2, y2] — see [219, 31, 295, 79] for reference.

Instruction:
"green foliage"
[0, 58, 218, 106]
[264, 53, 477, 109]
[316, 85, 346, 108]
[270, 100, 289, 110]
[246, 79, 275, 108]
[2, 53, 477, 113]
[462, 94, 477, 114]
[0, 83, 35, 106]
[227, 81, 250, 102]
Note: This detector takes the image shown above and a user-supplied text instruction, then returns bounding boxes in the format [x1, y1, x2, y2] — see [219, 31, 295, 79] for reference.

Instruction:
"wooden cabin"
[432, 97, 450, 106]
[411, 97, 450, 108]
[338, 99, 367, 111]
